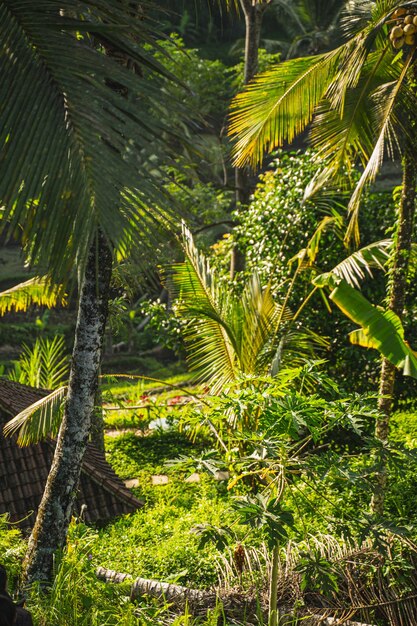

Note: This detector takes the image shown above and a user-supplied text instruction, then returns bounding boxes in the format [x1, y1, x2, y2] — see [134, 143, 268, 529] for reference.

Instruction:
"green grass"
[93, 477, 231, 588]
[101, 372, 193, 397]
[8, 378, 417, 625]
[105, 429, 203, 480]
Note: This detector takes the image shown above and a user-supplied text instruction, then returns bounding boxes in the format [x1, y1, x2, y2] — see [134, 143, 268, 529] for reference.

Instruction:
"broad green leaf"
[329, 279, 417, 378]
[349, 328, 379, 349]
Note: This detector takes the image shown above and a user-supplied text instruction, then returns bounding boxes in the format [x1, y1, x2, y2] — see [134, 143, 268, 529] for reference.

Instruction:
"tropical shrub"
[7, 335, 69, 389]
[150, 34, 233, 123]
[0, 515, 26, 595]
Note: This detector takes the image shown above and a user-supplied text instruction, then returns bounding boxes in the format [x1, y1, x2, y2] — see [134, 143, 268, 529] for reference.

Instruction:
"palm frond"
[273, 0, 307, 35]
[229, 16, 381, 169]
[315, 239, 391, 289]
[3, 386, 67, 446]
[239, 277, 277, 372]
[279, 328, 329, 367]
[0, 1, 188, 281]
[229, 47, 344, 168]
[39, 336, 70, 389]
[305, 46, 393, 199]
[166, 225, 237, 392]
[166, 228, 327, 390]
[0, 277, 65, 315]
[8, 335, 69, 389]
[345, 51, 414, 243]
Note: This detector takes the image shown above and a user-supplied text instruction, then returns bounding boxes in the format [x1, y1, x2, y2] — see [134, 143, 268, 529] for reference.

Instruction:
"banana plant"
[314, 271, 417, 379]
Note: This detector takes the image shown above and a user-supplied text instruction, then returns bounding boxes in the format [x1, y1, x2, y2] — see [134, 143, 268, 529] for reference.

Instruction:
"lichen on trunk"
[23, 230, 113, 586]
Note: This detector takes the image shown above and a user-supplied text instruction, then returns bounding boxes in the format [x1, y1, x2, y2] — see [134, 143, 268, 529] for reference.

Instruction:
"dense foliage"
[2, 1, 417, 625]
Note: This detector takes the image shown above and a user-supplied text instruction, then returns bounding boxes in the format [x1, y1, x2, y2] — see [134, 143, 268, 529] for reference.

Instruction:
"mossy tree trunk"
[371, 151, 416, 514]
[23, 230, 113, 585]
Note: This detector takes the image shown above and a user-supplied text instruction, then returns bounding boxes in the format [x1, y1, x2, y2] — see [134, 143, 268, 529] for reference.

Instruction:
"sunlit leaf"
[3, 386, 67, 446]
[0, 277, 66, 315]
[329, 279, 417, 378]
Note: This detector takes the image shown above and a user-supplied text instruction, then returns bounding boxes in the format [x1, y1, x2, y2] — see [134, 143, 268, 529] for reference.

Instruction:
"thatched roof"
[0, 379, 142, 528]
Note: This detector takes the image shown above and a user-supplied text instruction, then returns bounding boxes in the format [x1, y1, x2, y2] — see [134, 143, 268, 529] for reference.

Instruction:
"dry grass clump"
[216, 534, 417, 625]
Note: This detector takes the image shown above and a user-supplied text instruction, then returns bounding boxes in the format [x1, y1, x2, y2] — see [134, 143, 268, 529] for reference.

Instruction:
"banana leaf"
[329, 279, 417, 378]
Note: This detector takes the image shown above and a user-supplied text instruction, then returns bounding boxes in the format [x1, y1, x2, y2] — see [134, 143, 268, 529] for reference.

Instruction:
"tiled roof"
[0, 379, 142, 527]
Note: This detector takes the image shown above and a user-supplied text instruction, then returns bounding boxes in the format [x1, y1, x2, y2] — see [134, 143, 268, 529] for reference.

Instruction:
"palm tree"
[231, 0, 349, 276]
[0, 0, 187, 584]
[166, 225, 334, 395]
[229, 0, 417, 512]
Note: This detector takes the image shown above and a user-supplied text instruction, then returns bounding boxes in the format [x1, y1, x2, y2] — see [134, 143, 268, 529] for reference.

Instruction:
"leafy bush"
[138, 300, 188, 355]
[7, 335, 69, 389]
[390, 410, 417, 449]
[210, 150, 394, 393]
[0, 515, 26, 596]
[149, 34, 233, 124]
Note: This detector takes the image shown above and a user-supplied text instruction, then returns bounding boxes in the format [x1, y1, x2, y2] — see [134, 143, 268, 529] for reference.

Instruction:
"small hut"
[0, 379, 141, 527]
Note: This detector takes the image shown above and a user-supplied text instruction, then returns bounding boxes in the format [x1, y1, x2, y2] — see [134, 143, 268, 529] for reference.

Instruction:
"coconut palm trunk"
[371, 151, 416, 514]
[1, 2, 191, 586]
[23, 230, 113, 585]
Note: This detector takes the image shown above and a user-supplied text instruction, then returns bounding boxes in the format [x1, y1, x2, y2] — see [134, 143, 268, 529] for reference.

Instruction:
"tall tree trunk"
[23, 230, 113, 585]
[371, 152, 416, 514]
[241, 0, 265, 85]
[231, 0, 268, 278]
